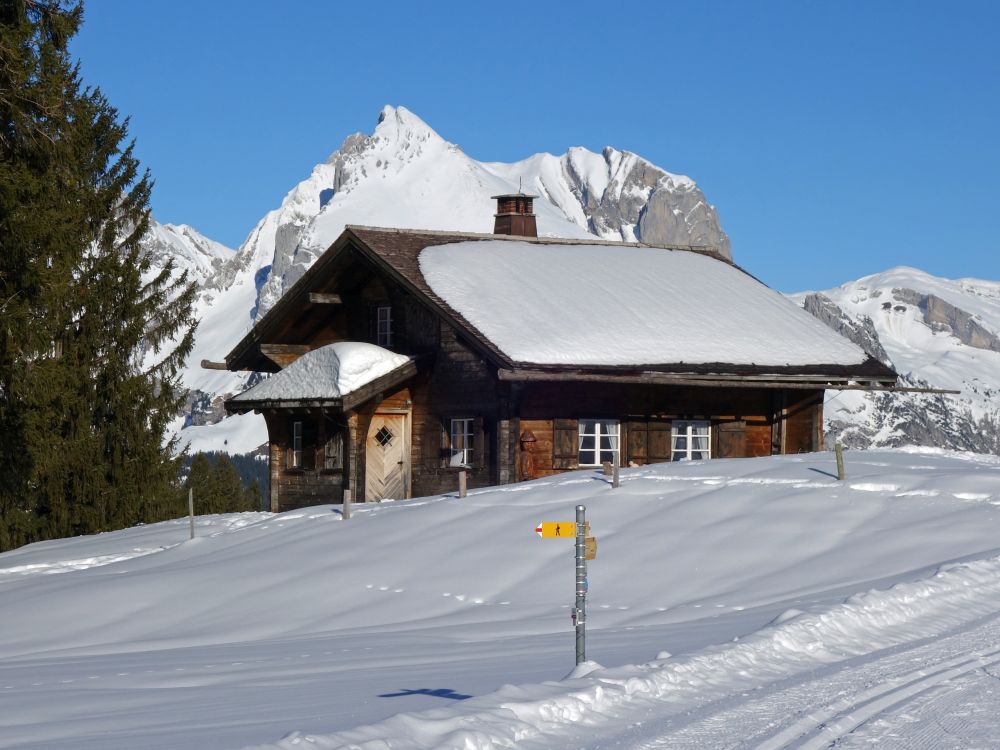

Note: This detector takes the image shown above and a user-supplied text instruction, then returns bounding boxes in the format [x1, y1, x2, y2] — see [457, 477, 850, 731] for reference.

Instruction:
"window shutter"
[552, 418, 578, 470]
[716, 419, 747, 458]
[625, 421, 647, 465]
[647, 419, 672, 462]
[423, 418, 446, 469]
[473, 416, 485, 470]
[302, 420, 317, 471]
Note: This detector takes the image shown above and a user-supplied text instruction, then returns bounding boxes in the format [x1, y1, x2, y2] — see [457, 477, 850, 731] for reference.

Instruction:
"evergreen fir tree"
[214, 455, 251, 513]
[0, 0, 196, 550]
[244, 478, 263, 513]
[185, 453, 216, 514]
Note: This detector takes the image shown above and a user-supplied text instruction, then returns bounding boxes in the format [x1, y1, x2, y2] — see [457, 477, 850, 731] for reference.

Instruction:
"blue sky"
[71, 1, 999, 292]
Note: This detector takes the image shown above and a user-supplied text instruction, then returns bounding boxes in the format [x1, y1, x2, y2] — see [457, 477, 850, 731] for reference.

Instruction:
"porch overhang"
[225, 359, 420, 415]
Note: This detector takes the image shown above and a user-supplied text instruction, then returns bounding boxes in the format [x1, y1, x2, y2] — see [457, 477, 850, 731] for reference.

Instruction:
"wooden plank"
[200, 359, 229, 370]
[260, 344, 310, 355]
[308, 292, 343, 304]
[260, 343, 310, 368]
[496, 369, 928, 392]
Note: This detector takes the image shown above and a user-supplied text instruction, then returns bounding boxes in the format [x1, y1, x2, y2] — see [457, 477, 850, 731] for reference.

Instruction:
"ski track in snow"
[623, 613, 1000, 750]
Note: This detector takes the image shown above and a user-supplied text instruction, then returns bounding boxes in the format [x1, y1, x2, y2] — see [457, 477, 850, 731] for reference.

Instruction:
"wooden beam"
[496, 368, 954, 394]
[260, 343, 310, 368]
[260, 344, 310, 355]
[308, 292, 343, 305]
[200, 359, 229, 370]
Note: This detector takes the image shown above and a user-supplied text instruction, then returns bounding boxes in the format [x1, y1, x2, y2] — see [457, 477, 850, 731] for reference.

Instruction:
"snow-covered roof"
[230, 342, 412, 403]
[418, 240, 870, 368]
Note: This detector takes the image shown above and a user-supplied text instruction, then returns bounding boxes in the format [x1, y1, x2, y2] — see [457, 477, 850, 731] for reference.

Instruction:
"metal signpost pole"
[575, 504, 587, 665]
[188, 488, 194, 540]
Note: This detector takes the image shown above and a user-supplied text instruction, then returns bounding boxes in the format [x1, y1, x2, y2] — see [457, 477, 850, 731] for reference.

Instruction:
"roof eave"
[497, 356, 899, 390]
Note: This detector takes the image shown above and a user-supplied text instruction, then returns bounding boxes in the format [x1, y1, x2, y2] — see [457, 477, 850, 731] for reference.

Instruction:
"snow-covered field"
[4, 449, 1000, 749]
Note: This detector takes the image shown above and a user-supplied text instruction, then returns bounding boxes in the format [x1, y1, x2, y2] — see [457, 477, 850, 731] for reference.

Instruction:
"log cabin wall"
[511, 382, 824, 478]
[781, 390, 825, 453]
[263, 409, 348, 512]
[409, 322, 501, 498]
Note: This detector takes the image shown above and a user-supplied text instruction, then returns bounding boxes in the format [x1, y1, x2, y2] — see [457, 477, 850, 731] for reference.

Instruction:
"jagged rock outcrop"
[801, 293, 890, 365]
[891, 288, 1000, 352]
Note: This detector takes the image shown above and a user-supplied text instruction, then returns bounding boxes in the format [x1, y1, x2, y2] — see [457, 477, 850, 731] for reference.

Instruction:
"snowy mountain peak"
[373, 104, 441, 145]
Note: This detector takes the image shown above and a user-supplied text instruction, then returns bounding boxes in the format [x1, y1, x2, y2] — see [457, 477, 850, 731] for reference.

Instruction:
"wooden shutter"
[625, 420, 647, 465]
[423, 418, 446, 469]
[302, 419, 317, 470]
[473, 416, 485, 470]
[716, 419, 747, 458]
[648, 419, 673, 463]
[552, 418, 578, 470]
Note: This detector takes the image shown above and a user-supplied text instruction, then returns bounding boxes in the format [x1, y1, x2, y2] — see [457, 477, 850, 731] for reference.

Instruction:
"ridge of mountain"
[791, 267, 1000, 453]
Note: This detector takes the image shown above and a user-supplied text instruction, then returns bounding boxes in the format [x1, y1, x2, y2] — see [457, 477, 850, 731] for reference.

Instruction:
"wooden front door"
[365, 413, 409, 501]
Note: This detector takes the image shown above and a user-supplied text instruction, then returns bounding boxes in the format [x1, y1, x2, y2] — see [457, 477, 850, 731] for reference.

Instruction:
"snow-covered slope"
[166, 105, 731, 453]
[792, 267, 1000, 452]
[3, 449, 1000, 749]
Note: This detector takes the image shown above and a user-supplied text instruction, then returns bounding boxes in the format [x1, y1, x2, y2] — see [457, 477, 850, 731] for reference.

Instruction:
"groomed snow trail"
[622, 612, 1000, 749]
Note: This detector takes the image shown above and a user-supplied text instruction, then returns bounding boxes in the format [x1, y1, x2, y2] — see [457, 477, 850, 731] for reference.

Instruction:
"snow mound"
[231, 342, 411, 402]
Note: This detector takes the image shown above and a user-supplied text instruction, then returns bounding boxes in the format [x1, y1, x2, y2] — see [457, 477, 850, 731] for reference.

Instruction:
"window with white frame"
[376, 305, 393, 347]
[578, 419, 619, 467]
[671, 420, 711, 461]
[290, 420, 303, 468]
[450, 418, 474, 467]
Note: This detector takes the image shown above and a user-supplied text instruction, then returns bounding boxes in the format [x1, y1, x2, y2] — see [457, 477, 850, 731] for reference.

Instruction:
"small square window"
[671, 421, 711, 461]
[290, 421, 303, 468]
[376, 305, 393, 347]
[578, 419, 619, 467]
[450, 418, 474, 467]
[375, 425, 394, 447]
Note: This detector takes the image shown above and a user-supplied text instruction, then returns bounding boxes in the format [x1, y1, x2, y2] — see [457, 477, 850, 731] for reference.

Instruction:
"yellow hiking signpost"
[535, 521, 590, 538]
[536, 509, 597, 665]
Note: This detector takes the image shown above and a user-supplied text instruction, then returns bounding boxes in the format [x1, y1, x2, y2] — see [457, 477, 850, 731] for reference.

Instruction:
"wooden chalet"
[222, 195, 897, 512]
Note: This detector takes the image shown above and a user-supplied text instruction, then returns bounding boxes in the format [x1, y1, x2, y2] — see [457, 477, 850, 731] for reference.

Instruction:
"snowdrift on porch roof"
[230, 342, 411, 403]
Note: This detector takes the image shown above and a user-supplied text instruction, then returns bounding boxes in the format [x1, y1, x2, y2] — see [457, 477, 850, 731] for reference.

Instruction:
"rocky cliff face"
[792, 268, 1000, 454]
[801, 293, 891, 365]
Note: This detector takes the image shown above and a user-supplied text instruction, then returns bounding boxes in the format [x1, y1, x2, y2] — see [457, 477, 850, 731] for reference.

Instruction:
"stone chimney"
[492, 193, 538, 237]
